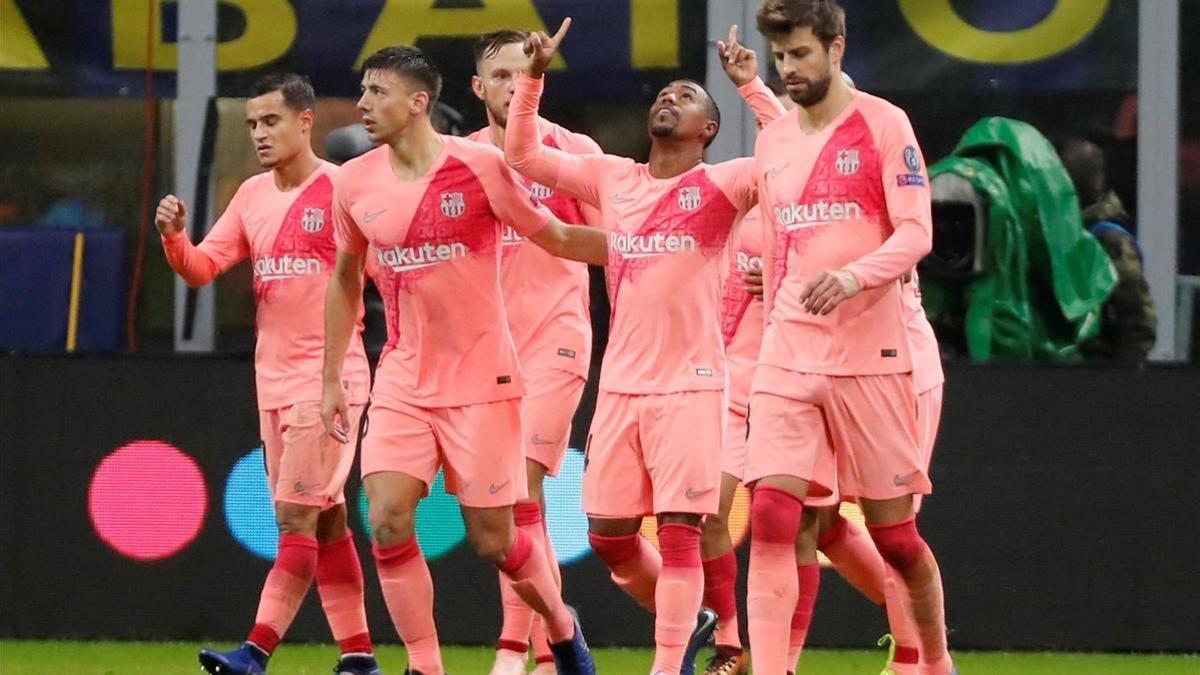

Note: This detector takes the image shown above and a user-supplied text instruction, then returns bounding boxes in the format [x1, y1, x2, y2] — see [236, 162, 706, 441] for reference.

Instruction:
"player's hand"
[321, 381, 351, 444]
[155, 195, 188, 236]
[716, 24, 759, 88]
[523, 17, 571, 79]
[743, 267, 764, 300]
[798, 269, 861, 315]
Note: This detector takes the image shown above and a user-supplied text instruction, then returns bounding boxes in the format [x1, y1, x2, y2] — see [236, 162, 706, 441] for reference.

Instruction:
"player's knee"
[368, 499, 415, 545]
[466, 527, 510, 563]
[815, 512, 847, 552]
[700, 511, 730, 545]
[701, 510, 727, 533]
[868, 518, 927, 573]
[750, 486, 804, 544]
[315, 504, 349, 542]
[275, 502, 319, 536]
[794, 510, 820, 561]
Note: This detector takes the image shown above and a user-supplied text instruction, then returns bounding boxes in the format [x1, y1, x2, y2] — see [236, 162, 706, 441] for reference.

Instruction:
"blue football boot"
[333, 653, 383, 675]
[680, 608, 719, 675]
[198, 643, 268, 674]
[549, 606, 596, 675]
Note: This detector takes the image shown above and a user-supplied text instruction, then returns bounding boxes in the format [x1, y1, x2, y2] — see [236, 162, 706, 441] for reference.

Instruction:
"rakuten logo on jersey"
[736, 250, 762, 272]
[610, 232, 698, 259]
[774, 200, 863, 231]
[253, 256, 323, 281]
[375, 242, 469, 272]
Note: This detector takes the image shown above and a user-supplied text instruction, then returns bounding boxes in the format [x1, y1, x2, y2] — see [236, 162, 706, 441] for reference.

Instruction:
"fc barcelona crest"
[836, 149, 860, 175]
[678, 186, 702, 211]
[440, 192, 466, 218]
[301, 207, 325, 233]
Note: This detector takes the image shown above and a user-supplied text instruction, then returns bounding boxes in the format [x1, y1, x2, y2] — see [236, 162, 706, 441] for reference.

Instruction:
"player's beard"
[487, 98, 509, 129]
[649, 108, 679, 139]
[649, 120, 676, 138]
[789, 63, 834, 108]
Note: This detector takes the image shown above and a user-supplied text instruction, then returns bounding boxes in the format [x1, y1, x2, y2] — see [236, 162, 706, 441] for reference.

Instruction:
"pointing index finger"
[727, 24, 739, 49]
[552, 17, 572, 45]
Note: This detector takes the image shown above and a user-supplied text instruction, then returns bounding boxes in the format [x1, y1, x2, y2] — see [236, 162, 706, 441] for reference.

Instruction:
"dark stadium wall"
[1, 356, 1197, 652]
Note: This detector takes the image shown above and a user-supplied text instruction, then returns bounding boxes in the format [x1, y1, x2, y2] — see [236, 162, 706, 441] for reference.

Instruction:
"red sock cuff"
[816, 514, 848, 550]
[338, 632, 373, 656]
[278, 532, 319, 550]
[893, 645, 920, 664]
[751, 487, 805, 544]
[701, 549, 739, 616]
[372, 537, 422, 569]
[317, 534, 363, 587]
[701, 549, 738, 576]
[498, 639, 529, 654]
[753, 486, 805, 507]
[318, 530, 355, 552]
[792, 563, 821, 629]
[865, 516, 917, 533]
[247, 624, 281, 655]
[513, 501, 543, 527]
[497, 528, 534, 576]
[275, 533, 319, 577]
[588, 532, 641, 567]
[535, 654, 555, 664]
[657, 523, 701, 568]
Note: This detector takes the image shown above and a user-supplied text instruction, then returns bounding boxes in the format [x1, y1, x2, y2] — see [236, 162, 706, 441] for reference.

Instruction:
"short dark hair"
[473, 29, 530, 65]
[676, 79, 721, 147]
[361, 45, 443, 105]
[252, 72, 315, 112]
[756, 0, 846, 49]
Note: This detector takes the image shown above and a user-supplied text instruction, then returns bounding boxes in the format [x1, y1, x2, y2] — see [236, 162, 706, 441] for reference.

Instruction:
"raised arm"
[504, 19, 608, 207]
[717, 25, 788, 128]
[157, 193, 248, 287]
[481, 144, 608, 266]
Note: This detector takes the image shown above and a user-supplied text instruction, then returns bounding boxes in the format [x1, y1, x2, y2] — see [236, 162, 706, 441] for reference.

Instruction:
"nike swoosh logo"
[488, 480, 511, 495]
[363, 209, 387, 223]
[612, 194, 635, 204]
[893, 471, 920, 487]
[530, 434, 559, 446]
[769, 162, 790, 178]
[293, 481, 317, 494]
[686, 487, 715, 500]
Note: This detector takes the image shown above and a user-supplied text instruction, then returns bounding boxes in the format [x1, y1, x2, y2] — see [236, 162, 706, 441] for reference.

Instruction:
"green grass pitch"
[0, 642, 1195, 674]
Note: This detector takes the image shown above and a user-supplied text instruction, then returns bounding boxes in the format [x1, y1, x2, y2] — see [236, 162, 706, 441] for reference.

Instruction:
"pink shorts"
[360, 397, 527, 508]
[723, 406, 749, 481]
[521, 368, 586, 476]
[260, 401, 364, 509]
[583, 390, 723, 518]
[913, 384, 943, 512]
[744, 366, 930, 502]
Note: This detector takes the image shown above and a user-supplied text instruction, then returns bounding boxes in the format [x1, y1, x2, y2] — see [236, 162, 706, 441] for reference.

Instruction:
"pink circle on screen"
[88, 440, 208, 561]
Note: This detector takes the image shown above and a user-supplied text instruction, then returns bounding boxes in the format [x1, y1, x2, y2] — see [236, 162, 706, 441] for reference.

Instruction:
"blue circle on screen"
[357, 470, 467, 560]
[224, 447, 277, 560]
[544, 449, 591, 565]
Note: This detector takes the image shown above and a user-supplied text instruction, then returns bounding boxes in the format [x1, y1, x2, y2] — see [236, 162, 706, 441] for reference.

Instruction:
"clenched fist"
[155, 195, 188, 236]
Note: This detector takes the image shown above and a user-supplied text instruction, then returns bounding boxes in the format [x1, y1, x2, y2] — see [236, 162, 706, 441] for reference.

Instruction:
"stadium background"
[2, 0, 1199, 662]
